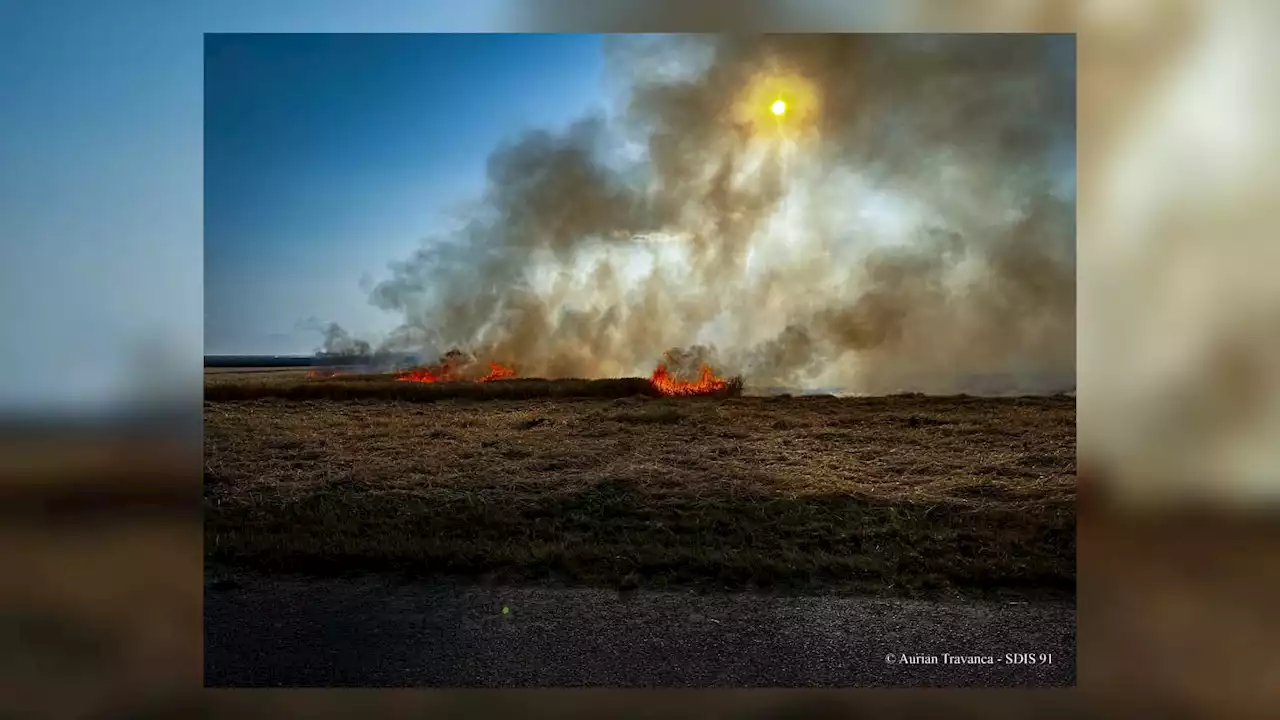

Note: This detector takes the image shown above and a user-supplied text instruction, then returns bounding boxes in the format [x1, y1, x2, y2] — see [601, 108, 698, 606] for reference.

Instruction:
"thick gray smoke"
[349, 34, 1076, 394]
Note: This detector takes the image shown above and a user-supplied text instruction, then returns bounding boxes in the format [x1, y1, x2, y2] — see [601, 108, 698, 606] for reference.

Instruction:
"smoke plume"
[301, 319, 371, 357]
[351, 34, 1076, 394]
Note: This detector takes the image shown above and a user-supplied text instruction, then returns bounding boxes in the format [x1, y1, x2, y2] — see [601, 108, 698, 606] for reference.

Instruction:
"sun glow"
[732, 65, 819, 138]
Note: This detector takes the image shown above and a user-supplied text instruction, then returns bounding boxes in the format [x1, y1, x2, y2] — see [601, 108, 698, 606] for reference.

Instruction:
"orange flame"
[396, 367, 447, 383]
[397, 349, 468, 383]
[650, 363, 729, 396]
[307, 369, 341, 379]
[396, 356, 516, 383]
[479, 361, 516, 382]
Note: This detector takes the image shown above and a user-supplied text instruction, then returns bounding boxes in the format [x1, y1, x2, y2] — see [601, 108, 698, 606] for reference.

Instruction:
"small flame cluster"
[306, 369, 341, 379]
[396, 356, 516, 384]
[649, 363, 730, 396]
[395, 367, 449, 383]
[478, 362, 515, 382]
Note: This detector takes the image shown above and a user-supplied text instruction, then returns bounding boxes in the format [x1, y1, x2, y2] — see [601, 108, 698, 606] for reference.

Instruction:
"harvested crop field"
[204, 376, 1075, 598]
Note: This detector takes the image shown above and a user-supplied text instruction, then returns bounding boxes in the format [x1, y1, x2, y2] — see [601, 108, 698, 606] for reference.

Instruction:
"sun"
[732, 69, 817, 136]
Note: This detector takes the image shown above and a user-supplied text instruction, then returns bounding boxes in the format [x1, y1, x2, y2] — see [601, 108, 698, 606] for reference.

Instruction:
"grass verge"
[205, 391, 1075, 598]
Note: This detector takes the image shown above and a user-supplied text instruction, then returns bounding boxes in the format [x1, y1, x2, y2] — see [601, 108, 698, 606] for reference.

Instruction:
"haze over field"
[212, 35, 1076, 395]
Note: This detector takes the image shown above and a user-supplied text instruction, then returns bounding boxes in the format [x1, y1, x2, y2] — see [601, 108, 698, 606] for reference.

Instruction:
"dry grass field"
[204, 372, 1075, 598]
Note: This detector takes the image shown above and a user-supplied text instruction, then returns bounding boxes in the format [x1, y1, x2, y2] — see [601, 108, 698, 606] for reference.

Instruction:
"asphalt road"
[205, 575, 1075, 687]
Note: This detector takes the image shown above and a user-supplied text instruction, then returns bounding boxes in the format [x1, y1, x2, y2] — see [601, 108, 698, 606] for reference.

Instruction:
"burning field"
[388, 350, 741, 396]
[204, 34, 1077, 600]
[207, 349, 748, 402]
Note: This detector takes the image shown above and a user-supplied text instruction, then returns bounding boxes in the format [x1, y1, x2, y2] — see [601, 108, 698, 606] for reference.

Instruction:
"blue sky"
[0, 1, 606, 413]
[205, 33, 608, 355]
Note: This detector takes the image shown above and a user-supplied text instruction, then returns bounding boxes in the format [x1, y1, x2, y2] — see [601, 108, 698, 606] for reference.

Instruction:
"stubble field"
[204, 370, 1075, 598]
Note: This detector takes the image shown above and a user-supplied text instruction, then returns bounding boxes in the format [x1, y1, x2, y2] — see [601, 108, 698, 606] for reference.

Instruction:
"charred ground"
[204, 372, 1075, 599]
